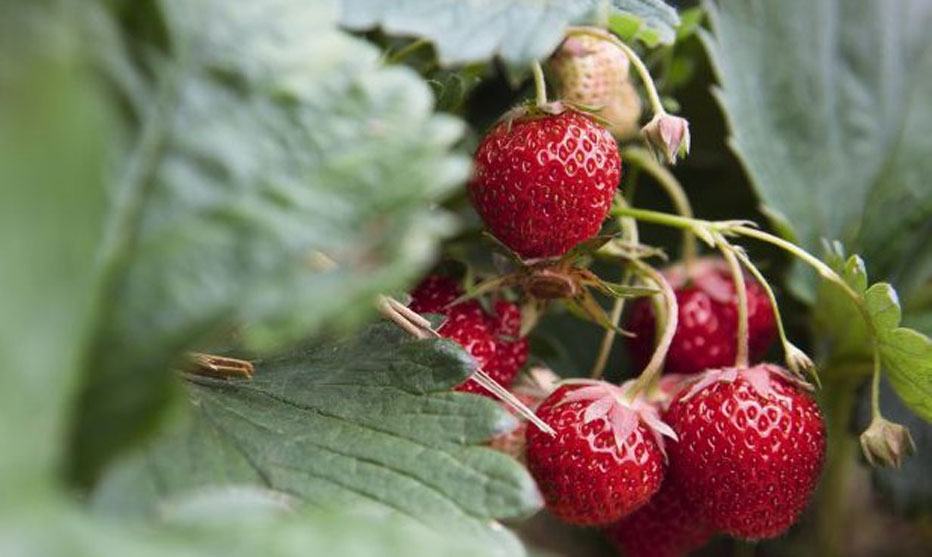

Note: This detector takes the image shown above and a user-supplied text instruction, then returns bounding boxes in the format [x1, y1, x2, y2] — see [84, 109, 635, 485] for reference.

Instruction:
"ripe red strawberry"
[663, 364, 826, 540]
[489, 300, 528, 377]
[626, 257, 776, 375]
[525, 382, 673, 526]
[605, 480, 713, 557]
[409, 275, 461, 314]
[409, 276, 528, 397]
[469, 110, 621, 260]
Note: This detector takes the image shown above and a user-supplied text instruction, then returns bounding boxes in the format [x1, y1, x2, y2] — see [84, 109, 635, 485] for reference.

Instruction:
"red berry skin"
[605, 480, 713, 557]
[663, 364, 826, 540]
[626, 258, 776, 375]
[525, 385, 664, 526]
[469, 111, 621, 259]
[409, 277, 528, 397]
[409, 275, 461, 314]
[489, 300, 529, 378]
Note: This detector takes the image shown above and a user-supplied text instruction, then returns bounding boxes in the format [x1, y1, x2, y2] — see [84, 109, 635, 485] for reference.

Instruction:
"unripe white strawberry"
[550, 33, 642, 137]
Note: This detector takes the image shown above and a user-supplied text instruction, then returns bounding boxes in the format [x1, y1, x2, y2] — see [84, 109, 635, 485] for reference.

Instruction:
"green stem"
[871, 349, 882, 418]
[623, 147, 697, 273]
[531, 61, 548, 107]
[385, 39, 430, 65]
[614, 207, 887, 395]
[717, 237, 749, 367]
[628, 258, 678, 396]
[596, 0, 611, 28]
[565, 26, 666, 116]
[733, 249, 795, 363]
[590, 269, 632, 380]
[590, 196, 640, 380]
[611, 205, 699, 229]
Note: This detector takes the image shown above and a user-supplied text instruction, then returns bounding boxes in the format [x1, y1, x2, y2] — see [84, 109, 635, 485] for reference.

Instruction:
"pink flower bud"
[640, 114, 691, 165]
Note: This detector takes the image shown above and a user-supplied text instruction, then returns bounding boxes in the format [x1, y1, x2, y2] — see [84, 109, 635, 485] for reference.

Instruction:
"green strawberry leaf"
[1, 499, 485, 557]
[0, 2, 113, 501]
[339, 0, 680, 65]
[701, 0, 932, 305]
[817, 252, 932, 422]
[69, 0, 470, 483]
[92, 322, 541, 556]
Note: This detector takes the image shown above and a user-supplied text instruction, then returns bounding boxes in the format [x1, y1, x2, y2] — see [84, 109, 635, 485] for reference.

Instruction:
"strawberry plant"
[2, 1, 930, 556]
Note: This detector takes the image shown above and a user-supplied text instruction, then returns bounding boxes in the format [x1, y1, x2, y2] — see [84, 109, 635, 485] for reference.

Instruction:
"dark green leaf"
[93, 322, 541, 555]
[70, 0, 470, 482]
[340, 0, 680, 65]
[702, 0, 932, 303]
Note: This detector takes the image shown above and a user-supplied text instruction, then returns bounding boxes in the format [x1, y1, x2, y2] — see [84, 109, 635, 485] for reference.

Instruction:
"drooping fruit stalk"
[716, 235, 750, 367]
[624, 257, 776, 376]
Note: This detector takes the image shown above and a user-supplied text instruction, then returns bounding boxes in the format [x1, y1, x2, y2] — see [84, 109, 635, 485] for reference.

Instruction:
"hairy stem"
[628, 259, 677, 396]
[590, 201, 640, 379]
[624, 147, 697, 273]
[565, 26, 666, 116]
[733, 248, 801, 369]
[531, 61, 548, 107]
[614, 207, 886, 395]
[717, 237, 749, 367]
[590, 269, 632, 380]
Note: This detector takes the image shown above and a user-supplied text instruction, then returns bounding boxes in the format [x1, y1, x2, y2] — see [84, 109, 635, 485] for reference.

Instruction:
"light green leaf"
[0, 3, 113, 502]
[702, 0, 932, 302]
[1, 501, 484, 557]
[817, 254, 932, 422]
[340, 0, 680, 65]
[93, 322, 541, 555]
[69, 0, 470, 483]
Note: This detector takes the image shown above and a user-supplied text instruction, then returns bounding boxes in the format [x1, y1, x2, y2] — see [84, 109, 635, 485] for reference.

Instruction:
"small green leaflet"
[93, 322, 542, 556]
[821, 253, 932, 422]
[340, 0, 680, 65]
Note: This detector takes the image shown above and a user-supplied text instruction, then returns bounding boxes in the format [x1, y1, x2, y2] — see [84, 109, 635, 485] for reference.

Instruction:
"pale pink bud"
[640, 114, 691, 165]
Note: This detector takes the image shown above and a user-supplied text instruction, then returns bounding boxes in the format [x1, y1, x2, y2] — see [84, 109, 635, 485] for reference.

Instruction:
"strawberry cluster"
[401, 29, 828, 556]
